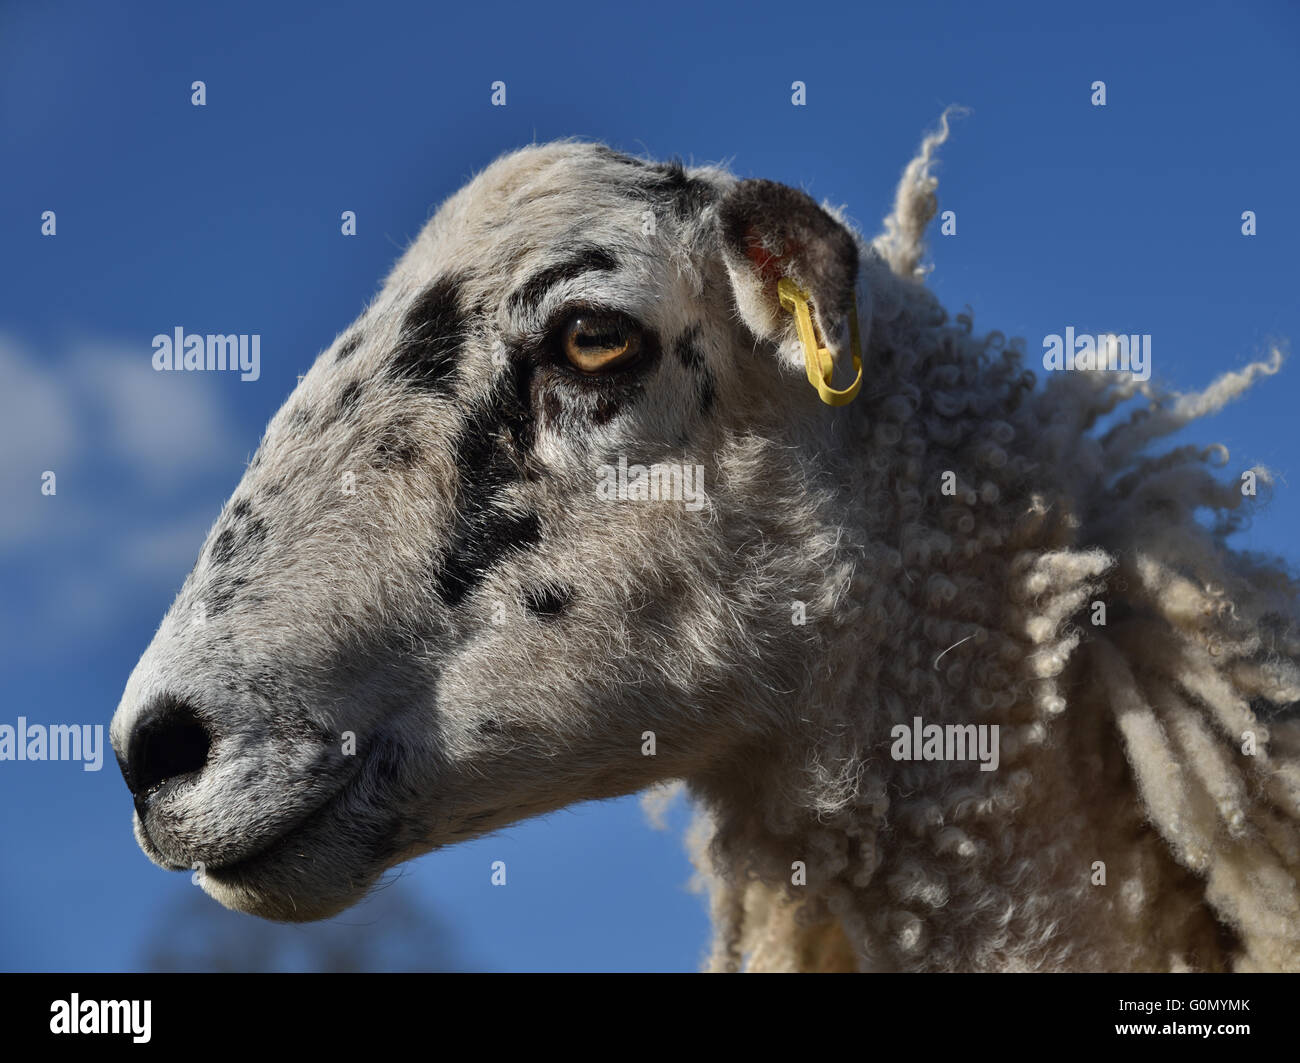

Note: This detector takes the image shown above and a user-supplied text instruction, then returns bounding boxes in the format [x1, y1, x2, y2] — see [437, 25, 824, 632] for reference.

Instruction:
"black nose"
[118, 697, 212, 814]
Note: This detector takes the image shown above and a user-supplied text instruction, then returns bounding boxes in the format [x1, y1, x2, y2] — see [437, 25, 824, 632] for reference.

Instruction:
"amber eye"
[561, 312, 643, 373]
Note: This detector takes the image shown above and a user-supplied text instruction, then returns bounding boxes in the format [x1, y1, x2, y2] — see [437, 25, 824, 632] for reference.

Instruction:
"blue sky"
[1, 0, 1296, 971]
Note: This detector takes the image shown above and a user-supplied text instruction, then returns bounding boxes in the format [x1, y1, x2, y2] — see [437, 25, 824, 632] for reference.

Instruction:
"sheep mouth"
[196, 788, 348, 878]
[135, 781, 343, 878]
[136, 743, 379, 878]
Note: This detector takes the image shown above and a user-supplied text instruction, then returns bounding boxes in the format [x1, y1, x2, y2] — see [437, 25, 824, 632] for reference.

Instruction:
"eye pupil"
[561, 312, 643, 372]
[574, 323, 623, 348]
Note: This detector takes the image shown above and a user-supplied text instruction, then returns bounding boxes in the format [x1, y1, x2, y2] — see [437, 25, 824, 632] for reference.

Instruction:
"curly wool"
[685, 115, 1300, 972]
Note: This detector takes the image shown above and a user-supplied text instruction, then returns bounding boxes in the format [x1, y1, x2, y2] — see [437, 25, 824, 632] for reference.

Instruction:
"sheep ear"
[716, 178, 864, 374]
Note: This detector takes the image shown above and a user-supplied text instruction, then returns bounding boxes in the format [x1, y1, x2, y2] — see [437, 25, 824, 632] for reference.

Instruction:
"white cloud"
[71, 345, 242, 485]
[0, 335, 244, 546]
[0, 333, 251, 642]
[0, 335, 82, 543]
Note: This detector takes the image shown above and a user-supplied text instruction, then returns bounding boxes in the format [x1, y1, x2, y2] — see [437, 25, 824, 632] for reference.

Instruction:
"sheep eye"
[560, 312, 643, 373]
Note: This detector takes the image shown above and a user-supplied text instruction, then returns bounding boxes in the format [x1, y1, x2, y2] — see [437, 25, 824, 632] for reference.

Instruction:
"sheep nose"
[117, 696, 213, 814]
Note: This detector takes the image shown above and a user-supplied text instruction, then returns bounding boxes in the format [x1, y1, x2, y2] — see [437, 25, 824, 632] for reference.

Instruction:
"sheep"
[111, 116, 1300, 972]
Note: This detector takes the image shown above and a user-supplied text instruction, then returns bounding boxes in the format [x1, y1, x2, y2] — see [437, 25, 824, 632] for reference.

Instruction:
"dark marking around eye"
[508, 247, 619, 317]
[390, 275, 467, 393]
[335, 333, 363, 364]
[449, 376, 530, 492]
[592, 396, 619, 425]
[432, 368, 541, 607]
[523, 584, 572, 619]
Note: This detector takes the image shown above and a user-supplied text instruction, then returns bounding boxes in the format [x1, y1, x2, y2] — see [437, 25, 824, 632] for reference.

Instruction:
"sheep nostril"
[123, 696, 213, 806]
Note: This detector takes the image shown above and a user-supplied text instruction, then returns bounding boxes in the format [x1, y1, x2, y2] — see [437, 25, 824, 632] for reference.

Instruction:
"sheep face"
[109, 142, 865, 920]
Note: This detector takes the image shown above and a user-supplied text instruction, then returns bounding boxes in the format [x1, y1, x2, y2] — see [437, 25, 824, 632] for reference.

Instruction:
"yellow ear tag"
[776, 277, 863, 406]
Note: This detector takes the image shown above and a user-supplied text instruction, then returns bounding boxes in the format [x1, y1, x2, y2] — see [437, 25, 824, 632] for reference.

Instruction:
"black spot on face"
[205, 500, 268, 614]
[587, 144, 651, 168]
[373, 421, 422, 467]
[390, 275, 467, 394]
[337, 380, 364, 419]
[206, 575, 248, 617]
[435, 512, 541, 607]
[638, 160, 718, 222]
[209, 527, 239, 567]
[243, 517, 267, 552]
[335, 332, 363, 364]
[675, 326, 704, 372]
[674, 327, 717, 416]
[474, 716, 507, 739]
[698, 375, 716, 415]
[523, 584, 572, 619]
[507, 248, 619, 318]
